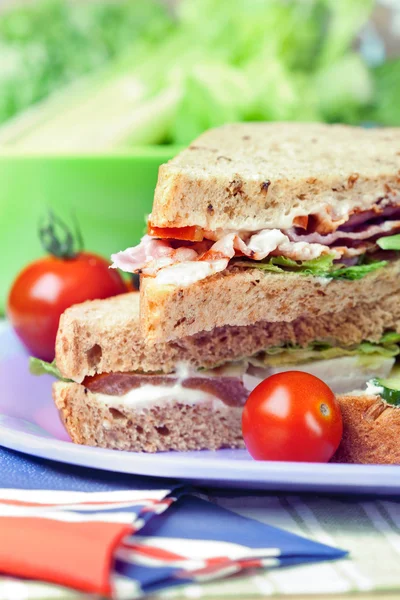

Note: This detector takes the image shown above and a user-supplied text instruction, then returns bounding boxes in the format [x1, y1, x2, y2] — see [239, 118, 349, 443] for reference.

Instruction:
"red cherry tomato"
[7, 252, 127, 361]
[242, 371, 343, 463]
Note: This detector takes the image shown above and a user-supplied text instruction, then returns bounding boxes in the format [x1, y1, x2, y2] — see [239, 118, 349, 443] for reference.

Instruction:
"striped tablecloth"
[1, 320, 400, 599]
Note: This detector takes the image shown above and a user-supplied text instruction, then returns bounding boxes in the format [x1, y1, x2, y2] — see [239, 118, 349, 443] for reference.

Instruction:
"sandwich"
[48, 291, 400, 462]
[46, 122, 400, 464]
[111, 122, 400, 343]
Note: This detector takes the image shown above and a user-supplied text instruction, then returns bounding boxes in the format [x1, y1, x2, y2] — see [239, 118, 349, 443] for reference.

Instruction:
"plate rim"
[1, 416, 400, 493]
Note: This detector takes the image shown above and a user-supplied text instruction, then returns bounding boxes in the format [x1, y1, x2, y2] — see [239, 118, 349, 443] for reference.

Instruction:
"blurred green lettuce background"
[0, 0, 399, 151]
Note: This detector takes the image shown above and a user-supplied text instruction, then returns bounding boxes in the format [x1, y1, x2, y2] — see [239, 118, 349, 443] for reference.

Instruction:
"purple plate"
[1, 327, 400, 494]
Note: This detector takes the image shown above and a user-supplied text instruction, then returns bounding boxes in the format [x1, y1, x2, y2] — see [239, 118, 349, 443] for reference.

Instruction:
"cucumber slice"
[369, 377, 400, 406]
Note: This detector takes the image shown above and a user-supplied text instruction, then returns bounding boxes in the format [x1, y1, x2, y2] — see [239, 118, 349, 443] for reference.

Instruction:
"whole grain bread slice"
[53, 381, 244, 453]
[333, 394, 400, 464]
[140, 259, 400, 342]
[53, 381, 400, 463]
[151, 123, 400, 231]
[56, 288, 400, 383]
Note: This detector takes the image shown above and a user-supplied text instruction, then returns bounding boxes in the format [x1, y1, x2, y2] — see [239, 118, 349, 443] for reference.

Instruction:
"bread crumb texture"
[152, 123, 400, 230]
[140, 259, 400, 342]
[54, 381, 244, 452]
[333, 394, 400, 464]
[56, 288, 400, 381]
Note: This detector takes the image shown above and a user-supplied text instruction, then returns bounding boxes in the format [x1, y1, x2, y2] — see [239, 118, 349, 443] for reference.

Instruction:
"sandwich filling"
[33, 333, 400, 411]
[111, 197, 400, 286]
[81, 354, 394, 410]
[73, 333, 400, 409]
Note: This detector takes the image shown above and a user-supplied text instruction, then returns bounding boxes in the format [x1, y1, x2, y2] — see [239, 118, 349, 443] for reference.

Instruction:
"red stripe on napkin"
[0, 517, 132, 596]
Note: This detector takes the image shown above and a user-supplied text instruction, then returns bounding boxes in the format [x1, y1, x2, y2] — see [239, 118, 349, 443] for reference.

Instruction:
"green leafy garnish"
[377, 234, 400, 251]
[29, 357, 70, 381]
[357, 341, 399, 358]
[368, 377, 400, 407]
[380, 331, 400, 345]
[271, 254, 335, 274]
[234, 255, 387, 280]
[235, 254, 334, 276]
[252, 332, 400, 367]
[329, 261, 387, 280]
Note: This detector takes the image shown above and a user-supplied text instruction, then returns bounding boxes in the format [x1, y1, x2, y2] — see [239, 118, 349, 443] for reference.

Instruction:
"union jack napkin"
[0, 448, 347, 599]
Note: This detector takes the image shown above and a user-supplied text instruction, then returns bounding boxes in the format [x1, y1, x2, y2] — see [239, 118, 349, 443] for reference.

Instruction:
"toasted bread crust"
[152, 123, 400, 230]
[334, 395, 400, 464]
[53, 381, 244, 453]
[56, 290, 400, 382]
[54, 381, 400, 463]
[140, 259, 400, 342]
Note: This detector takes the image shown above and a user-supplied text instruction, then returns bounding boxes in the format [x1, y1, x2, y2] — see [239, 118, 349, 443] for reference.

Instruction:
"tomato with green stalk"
[7, 212, 128, 361]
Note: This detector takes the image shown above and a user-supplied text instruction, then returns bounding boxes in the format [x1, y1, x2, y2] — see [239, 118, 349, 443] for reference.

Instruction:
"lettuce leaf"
[254, 345, 360, 367]
[235, 254, 334, 276]
[29, 357, 70, 381]
[329, 260, 387, 280]
[380, 331, 400, 345]
[357, 341, 400, 357]
[377, 234, 400, 251]
[234, 255, 387, 280]
[254, 333, 400, 367]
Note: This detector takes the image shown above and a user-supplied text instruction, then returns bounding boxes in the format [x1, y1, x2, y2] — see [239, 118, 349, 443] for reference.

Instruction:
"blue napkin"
[0, 446, 347, 598]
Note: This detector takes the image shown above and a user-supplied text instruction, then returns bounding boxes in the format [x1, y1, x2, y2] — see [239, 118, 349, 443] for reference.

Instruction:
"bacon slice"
[154, 230, 337, 285]
[111, 235, 170, 271]
[83, 372, 173, 395]
[286, 220, 400, 246]
[293, 215, 309, 229]
[154, 234, 243, 285]
[342, 205, 400, 230]
[246, 230, 339, 261]
[113, 229, 338, 285]
[308, 206, 349, 235]
[83, 372, 248, 407]
[334, 243, 374, 258]
[141, 247, 199, 276]
[146, 199, 400, 243]
[148, 224, 204, 242]
[111, 235, 198, 275]
[308, 199, 400, 234]
[111, 203, 400, 286]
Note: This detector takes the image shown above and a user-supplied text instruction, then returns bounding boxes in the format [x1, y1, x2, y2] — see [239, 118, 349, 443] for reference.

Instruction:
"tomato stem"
[39, 211, 84, 259]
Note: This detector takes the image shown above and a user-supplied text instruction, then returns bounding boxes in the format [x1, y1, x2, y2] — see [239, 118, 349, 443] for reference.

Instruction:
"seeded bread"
[54, 381, 400, 463]
[53, 381, 244, 453]
[140, 259, 400, 342]
[56, 290, 400, 382]
[151, 123, 400, 231]
[333, 394, 400, 464]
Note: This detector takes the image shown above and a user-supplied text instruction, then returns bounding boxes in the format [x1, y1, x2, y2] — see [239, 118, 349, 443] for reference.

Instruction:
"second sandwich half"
[52, 290, 400, 453]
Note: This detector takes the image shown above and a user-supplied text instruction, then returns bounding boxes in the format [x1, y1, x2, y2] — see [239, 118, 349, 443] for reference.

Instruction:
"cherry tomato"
[7, 252, 127, 361]
[242, 371, 343, 462]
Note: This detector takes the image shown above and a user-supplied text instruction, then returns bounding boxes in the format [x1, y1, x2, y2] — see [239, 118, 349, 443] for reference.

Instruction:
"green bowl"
[0, 146, 180, 314]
